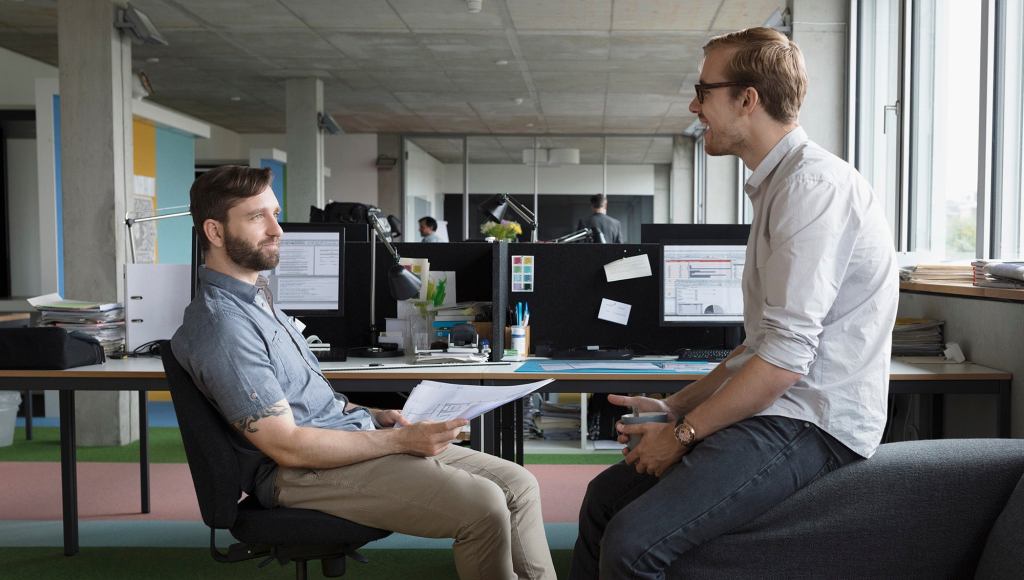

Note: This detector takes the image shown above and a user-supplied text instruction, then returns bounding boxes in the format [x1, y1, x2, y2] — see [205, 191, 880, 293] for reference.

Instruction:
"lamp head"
[479, 194, 508, 223]
[388, 262, 422, 300]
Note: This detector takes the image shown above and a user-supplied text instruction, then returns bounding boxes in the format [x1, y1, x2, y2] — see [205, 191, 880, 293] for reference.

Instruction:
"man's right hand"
[607, 394, 675, 420]
[398, 419, 468, 457]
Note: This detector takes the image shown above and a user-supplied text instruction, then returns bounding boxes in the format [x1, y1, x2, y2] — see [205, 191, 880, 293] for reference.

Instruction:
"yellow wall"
[133, 119, 171, 401]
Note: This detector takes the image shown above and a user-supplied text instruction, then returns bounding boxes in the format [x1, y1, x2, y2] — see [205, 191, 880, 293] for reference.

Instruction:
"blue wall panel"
[155, 127, 195, 264]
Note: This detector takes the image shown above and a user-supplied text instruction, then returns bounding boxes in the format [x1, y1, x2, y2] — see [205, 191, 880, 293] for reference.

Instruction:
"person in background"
[419, 216, 442, 242]
[583, 194, 622, 243]
[571, 27, 899, 579]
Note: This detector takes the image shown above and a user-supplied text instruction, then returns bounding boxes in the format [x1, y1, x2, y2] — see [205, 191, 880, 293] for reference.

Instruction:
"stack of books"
[28, 294, 126, 356]
[972, 260, 1024, 289]
[533, 399, 581, 441]
[891, 318, 945, 357]
[431, 302, 490, 344]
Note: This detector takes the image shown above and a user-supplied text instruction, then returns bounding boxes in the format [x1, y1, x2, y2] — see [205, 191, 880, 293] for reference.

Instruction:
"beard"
[224, 230, 280, 272]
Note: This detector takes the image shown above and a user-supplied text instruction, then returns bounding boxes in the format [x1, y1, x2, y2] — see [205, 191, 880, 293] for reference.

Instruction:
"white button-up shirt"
[726, 127, 898, 458]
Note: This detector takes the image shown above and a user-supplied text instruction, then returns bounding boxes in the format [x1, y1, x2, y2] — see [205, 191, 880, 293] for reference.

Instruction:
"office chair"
[160, 341, 391, 579]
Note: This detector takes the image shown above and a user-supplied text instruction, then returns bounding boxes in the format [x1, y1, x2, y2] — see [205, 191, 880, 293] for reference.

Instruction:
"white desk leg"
[580, 392, 588, 451]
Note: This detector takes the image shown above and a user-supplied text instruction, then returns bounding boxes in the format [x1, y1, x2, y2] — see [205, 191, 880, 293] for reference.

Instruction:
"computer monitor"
[661, 244, 746, 326]
[262, 223, 345, 316]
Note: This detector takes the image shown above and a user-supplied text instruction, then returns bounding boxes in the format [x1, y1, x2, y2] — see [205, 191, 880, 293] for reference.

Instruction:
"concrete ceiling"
[0, 0, 783, 136]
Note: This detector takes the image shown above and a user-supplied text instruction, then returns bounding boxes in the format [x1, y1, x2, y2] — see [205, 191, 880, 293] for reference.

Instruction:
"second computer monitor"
[661, 244, 745, 325]
[648, 224, 750, 327]
[263, 222, 345, 316]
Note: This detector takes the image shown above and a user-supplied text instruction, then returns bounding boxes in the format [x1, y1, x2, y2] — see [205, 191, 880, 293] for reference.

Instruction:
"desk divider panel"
[507, 243, 736, 355]
[303, 242, 507, 353]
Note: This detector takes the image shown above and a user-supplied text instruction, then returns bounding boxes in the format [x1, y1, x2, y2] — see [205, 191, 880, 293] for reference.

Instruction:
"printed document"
[402, 379, 554, 423]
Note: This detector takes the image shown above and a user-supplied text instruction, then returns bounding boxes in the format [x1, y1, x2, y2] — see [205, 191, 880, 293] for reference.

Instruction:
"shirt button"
[250, 392, 259, 401]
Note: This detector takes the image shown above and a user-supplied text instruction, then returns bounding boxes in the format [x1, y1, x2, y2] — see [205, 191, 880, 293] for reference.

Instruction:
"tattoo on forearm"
[233, 403, 288, 433]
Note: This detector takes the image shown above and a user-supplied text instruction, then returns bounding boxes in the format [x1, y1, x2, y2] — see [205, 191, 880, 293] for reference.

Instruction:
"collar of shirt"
[198, 266, 259, 304]
[743, 126, 809, 198]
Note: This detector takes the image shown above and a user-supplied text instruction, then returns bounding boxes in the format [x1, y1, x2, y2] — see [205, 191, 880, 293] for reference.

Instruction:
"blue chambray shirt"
[171, 267, 374, 506]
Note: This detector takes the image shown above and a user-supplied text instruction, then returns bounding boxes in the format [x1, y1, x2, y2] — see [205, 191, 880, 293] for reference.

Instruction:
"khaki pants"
[275, 445, 556, 580]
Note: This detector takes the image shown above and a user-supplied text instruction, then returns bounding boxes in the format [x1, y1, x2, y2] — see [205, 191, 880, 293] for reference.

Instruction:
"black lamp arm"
[498, 193, 537, 229]
[367, 211, 402, 262]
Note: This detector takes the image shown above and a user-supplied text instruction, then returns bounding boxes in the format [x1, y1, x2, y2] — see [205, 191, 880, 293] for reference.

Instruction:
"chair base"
[209, 528, 367, 578]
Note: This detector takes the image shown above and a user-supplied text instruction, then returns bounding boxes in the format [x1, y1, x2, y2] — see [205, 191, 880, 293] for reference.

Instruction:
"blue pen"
[523, 303, 530, 326]
[516, 302, 523, 326]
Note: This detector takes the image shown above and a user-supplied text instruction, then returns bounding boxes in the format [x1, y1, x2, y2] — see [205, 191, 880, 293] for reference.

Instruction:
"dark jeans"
[570, 415, 862, 580]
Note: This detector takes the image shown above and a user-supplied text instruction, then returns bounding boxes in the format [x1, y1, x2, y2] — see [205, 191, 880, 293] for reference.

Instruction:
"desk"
[0, 357, 1011, 556]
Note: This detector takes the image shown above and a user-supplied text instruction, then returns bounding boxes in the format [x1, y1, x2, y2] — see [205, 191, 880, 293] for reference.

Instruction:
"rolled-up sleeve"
[756, 176, 857, 375]
[178, 312, 286, 424]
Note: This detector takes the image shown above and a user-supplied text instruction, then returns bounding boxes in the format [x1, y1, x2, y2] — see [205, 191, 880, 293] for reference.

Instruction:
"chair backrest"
[161, 340, 246, 529]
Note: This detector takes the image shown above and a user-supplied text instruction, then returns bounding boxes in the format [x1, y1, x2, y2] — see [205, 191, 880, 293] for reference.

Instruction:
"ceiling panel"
[0, 0, 774, 135]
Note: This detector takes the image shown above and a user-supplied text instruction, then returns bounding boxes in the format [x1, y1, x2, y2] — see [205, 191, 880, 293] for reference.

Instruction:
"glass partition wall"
[405, 134, 671, 243]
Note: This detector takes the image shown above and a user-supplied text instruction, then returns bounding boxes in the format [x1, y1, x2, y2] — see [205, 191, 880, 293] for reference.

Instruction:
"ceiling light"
[230, 96, 241, 102]
[115, 3, 168, 46]
[494, 59, 509, 66]
[525, 122, 534, 128]
[145, 57, 159, 64]
[467, 0, 482, 13]
[513, 97, 524, 105]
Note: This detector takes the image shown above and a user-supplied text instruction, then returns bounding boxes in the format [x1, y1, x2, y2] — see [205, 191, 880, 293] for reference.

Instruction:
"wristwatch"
[674, 416, 698, 447]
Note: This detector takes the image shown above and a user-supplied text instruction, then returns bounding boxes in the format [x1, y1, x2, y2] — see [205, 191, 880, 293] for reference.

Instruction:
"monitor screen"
[661, 244, 745, 325]
[262, 223, 345, 316]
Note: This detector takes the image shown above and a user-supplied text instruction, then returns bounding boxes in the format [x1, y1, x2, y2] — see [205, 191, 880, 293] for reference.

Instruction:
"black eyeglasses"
[694, 81, 750, 104]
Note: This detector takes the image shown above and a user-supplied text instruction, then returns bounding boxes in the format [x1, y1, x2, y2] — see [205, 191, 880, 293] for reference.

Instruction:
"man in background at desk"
[582, 193, 622, 243]
[419, 216, 442, 242]
[172, 166, 555, 580]
[571, 27, 899, 579]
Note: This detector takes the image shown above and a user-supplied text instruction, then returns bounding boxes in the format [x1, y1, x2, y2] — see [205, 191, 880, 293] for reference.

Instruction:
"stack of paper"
[402, 379, 553, 422]
[905, 263, 973, 283]
[891, 318, 944, 356]
[29, 293, 126, 356]
[973, 261, 1024, 289]
[534, 399, 581, 441]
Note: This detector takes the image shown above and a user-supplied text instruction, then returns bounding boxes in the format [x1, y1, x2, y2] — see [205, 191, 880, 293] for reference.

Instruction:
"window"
[995, 0, 1024, 258]
[855, 0, 903, 246]
[909, 0, 982, 259]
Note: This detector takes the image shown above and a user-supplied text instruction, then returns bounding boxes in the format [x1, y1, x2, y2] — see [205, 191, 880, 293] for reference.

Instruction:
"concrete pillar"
[377, 133, 403, 217]
[57, 0, 138, 445]
[285, 78, 324, 219]
[791, 0, 849, 157]
[671, 135, 694, 224]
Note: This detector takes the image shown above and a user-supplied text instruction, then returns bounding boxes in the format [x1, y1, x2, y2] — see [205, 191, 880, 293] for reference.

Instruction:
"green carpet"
[0, 548, 573, 579]
[0, 427, 620, 465]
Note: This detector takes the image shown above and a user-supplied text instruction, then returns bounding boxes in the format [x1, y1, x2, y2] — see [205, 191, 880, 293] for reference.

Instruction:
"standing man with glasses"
[571, 27, 898, 579]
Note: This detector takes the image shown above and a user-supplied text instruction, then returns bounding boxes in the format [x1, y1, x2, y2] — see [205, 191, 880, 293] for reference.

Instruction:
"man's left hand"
[374, 409, 411, 428]
[618, 421, 689, 477]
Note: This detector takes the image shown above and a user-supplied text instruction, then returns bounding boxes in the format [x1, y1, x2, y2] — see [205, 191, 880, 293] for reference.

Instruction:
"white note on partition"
[597, 298, 632, 325]
[604, 254, 652, 282]
[402, 379, 555, 423]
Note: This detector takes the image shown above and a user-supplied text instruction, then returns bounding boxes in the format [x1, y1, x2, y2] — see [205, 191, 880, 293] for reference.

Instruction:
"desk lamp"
[547, 227, 599, 244]
[348, 209, 422, 358]
[125, 210, 191, 263]
[479, 193, 538, 234]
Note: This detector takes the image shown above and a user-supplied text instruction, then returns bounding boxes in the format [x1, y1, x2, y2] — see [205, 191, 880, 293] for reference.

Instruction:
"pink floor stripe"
[0, 462, 608, 523]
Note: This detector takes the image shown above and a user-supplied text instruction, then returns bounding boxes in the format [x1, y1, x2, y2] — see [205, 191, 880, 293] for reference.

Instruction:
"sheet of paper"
[539, 364, 574, 371]
[593, 440, 626, 450]
[604, 254, 652, 282]
[402, 379, 554, 423]
[597, 298, 631, 325]
[659, 362, 718, 373]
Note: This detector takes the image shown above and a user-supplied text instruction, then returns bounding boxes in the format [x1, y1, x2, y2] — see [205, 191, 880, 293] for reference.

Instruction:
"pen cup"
[506, 325, 530, 361]
[619, 412, 670, 450]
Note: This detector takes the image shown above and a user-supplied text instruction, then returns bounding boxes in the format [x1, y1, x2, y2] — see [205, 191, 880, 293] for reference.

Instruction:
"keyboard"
[551, 348, 633, 360]
[676, 348, 731, 363]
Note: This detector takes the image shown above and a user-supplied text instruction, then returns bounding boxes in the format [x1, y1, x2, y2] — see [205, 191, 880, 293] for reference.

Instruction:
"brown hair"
[704, 27, 807, 124]
[590, 193, 607, 210]
[189, 165, 273, 250]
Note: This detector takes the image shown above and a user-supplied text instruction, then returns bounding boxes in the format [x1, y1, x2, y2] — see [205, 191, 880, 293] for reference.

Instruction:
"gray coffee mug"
[620, 412, 670, 450]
